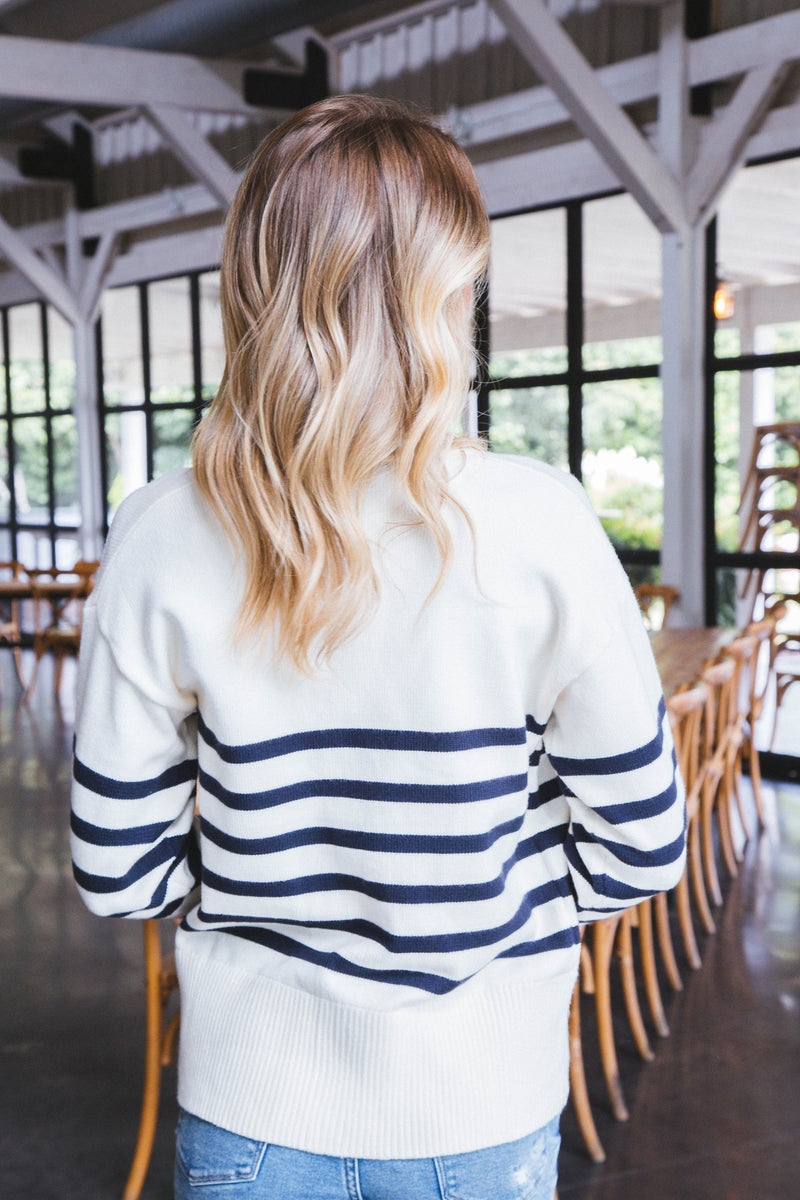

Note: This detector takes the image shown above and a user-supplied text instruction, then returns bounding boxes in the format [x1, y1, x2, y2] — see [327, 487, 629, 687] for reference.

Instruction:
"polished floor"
[1, 654, 799, 1200]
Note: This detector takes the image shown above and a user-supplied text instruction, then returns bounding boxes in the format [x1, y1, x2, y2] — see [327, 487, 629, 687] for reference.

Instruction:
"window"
[98, 270, 220, 526]
[0, 302, 79, 567]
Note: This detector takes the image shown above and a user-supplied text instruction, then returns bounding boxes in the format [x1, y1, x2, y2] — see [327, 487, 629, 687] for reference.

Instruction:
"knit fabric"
[71, 448, 685, 1158]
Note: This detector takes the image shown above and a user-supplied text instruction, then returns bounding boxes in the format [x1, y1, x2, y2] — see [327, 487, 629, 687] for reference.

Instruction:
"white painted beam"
[686, 64, 788, 226]
[145, 104, 240, 209]
[79, 231, 119, 326]
[0, 213, 78, 323]
[0, 35, 253, 113]
[491, 0, 687, 232]
[690, 9, 800, 83]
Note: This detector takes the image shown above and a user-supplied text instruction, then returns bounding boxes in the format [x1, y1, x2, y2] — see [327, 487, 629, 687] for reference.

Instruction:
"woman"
[71, 95, 685, 1200]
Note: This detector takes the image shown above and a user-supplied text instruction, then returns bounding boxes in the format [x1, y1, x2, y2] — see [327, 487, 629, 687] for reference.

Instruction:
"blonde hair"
[193, 94, 490, 672]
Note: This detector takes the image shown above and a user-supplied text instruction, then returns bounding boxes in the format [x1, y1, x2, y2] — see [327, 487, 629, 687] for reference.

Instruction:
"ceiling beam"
[490, 0, 687, 232]
[144, 104, 240, 208]
[686, 63, 788, 227]
[0, 213, 78, 322]
[0, 34, 254, 113]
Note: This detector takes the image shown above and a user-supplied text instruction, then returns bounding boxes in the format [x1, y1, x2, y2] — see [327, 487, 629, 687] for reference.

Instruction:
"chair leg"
[716, 765, 739, 879]
[568, 977, 605, 1163]
[675, 872, 702, 970]
[746, 735, 766, 829]
[122, 921, 164, 1200]
[701, 776, 724, 907]
[636, 898, 669, 1038]
[654, 891, 682, 992]
[616, 912, 653, 1062]
[689, 819, 715, 935]
[591, 918, 629, 1122]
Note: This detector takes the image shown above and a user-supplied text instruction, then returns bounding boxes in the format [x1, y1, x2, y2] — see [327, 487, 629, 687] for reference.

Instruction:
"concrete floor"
[1, 653, 799, 1200]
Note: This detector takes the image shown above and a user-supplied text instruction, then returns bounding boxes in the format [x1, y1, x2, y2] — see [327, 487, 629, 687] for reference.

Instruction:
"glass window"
[489, 209, 567, 377]
[52, 412, 78, 524]
[153, 407, 196, 478]
[8, 304, 46, 414]
[582, 377, 663, 550]
[47, 309, 75, 411]
[101, 286, 144, 408]
[104, 410, 148, 520]
[199, 271, 224, 403]
[12, 415, 49, 523]
[149, 277, 193, 404]
[583, 193, 661, 369]
[488, 384, 568, 469]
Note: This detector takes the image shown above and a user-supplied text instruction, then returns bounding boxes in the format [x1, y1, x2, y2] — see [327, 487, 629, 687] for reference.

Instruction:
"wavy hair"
[193, 94, 490, 672]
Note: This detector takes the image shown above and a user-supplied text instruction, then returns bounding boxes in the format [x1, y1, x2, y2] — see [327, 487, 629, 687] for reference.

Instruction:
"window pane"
[582, 377, 663, 550]
[149, 277, 194, 405]
[583, 193, 661, 370]
[153, 407, 195, 477]
[47, 308, 75, 411]
[199, 271, 224, 404]
[12, 415, 49, 521]
[105, 410, 148, 520]
[101, 287, 144, 407]
[714, 370, 741, 553]
[52, 412, 78, 523]
[488, 385, 568, 469]
[8, 304, 45, 414]
[0, 427, 9, 524]
[489, 209, 567, 376]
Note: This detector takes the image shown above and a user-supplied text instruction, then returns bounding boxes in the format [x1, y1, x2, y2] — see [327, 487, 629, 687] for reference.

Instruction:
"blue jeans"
[174, 1110, 560, 1200]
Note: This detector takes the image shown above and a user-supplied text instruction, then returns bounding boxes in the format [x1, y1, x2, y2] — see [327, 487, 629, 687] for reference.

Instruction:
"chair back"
[635, 583, 681, 631]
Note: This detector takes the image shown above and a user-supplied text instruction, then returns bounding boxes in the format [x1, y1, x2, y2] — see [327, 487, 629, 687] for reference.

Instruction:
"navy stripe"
[548, 697, 667, 777]
[71, 812, 173, 847]
[72, 835, 188, 895]
[526, 713, 547, 735]
[587, 776, 678, 825]
[199, 812, 528, 857]
[73, 756, 197, 800]
[199, 766, 527, 811]
[193, 915, 579, 995]
[198, 714, 526, 764]
[564, 839, 660, 901]
[497, 925, 581, 958]
[194, 874, 573, 955]
[570, 823, 686, 870]
[528, 776, 565, 809]
[201, 823, 569, 904]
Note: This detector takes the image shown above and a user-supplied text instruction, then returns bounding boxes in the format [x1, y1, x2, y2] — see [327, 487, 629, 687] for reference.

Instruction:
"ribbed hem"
[175, 941, 577, 1159]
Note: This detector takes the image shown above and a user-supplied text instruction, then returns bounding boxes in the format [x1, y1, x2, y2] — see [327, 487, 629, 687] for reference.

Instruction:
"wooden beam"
[0, 212, 78, 322]
[686, 64, 788, 226]
[491, 0, 687, 233]
[0, 34, 253, 113]
[145, 105, 240, 208]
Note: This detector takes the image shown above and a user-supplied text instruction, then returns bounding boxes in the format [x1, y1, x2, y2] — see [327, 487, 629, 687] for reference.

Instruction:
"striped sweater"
[71, 448, 685, 1159]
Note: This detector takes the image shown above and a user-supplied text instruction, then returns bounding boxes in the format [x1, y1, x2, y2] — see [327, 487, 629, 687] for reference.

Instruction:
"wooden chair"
[720, 634, 761, 837]
[742, 602, 786, 825]
[699, 657, 738, 904]
[635, 583, 681, 631]
[123, 920, 180, 1200]
[568, 937, 605, 1163]
[0, 559, 26, 688]
[24, 561, 98, 700]
[769, 596, 800, 750]
[587, 908, 653, 1123]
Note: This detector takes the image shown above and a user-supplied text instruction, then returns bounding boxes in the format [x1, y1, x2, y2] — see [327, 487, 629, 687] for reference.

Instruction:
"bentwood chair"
[699, 657, 738, 904]
[587, 908, 653, 1123]
[635, 583, 681, 631]
[24, 560, 98, 700]
[720, 634, 761, 839]
[0, 559, 26, 688]
[568, 936, 606, 1163]
[122, 920, 180, 1200]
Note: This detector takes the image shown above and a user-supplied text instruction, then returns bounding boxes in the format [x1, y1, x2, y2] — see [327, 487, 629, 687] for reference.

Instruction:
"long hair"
[193, 94, 490, 673]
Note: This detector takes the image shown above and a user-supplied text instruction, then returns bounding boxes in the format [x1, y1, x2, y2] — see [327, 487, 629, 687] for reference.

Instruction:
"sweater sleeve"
[70, 599, 201, 920]
[542, 560, 686, 923]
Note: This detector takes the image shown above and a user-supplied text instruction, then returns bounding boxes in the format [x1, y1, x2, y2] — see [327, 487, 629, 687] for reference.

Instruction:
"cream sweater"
[71, 448, 685, 1158]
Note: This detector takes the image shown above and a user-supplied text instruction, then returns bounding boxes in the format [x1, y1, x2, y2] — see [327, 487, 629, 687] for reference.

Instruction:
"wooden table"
[650, 627, 736, 699]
